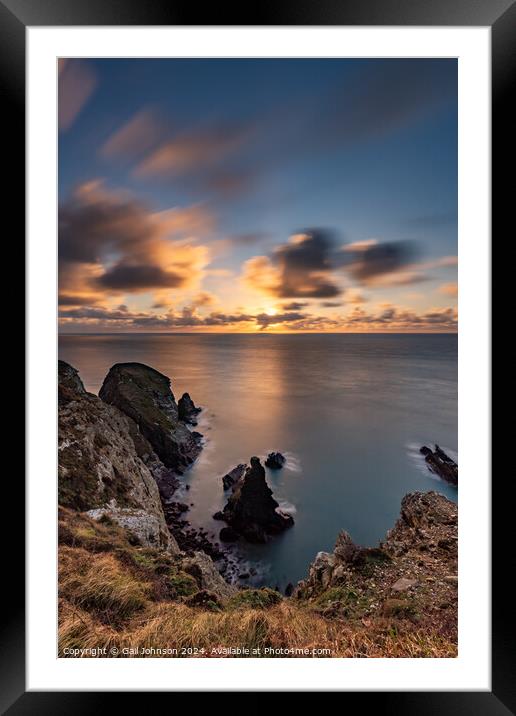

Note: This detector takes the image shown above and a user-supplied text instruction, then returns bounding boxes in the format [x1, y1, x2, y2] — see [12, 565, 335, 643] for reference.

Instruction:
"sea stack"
[265, 452, 286, 469]
[220, 456, 294, 543]
[178, 392, 202, 425]
[99, 362, 202, 474]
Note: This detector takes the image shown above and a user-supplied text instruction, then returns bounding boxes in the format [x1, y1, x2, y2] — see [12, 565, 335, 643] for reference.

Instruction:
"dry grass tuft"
[59, 597, 457, 658]
[59, 546, 150, 622]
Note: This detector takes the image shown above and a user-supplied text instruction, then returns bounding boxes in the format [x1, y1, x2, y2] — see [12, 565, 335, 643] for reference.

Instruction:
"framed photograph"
[7, 0, 509, 706]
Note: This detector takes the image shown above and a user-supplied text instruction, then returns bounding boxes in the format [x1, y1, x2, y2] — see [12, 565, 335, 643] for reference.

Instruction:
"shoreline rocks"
[219, 456, 294, 543]
[420, 445, 458, 486]
[181, 551, 236, 600]
[219, 526, 239, 542]
[222, 464, 246, 491]
[58, 360, 86, 400]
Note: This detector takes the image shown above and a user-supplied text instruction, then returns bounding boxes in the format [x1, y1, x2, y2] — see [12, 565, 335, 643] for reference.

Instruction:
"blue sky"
[58, 58, 458, 332]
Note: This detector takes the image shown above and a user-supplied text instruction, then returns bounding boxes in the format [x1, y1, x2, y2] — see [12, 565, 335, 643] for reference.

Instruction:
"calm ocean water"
[59, 333, 458, 591]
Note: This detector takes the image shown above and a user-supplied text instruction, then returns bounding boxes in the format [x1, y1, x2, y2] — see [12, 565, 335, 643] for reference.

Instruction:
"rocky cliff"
[58, 360, 235, 603]
[58, 360, 177, 553]
[295, 491, 457, 633]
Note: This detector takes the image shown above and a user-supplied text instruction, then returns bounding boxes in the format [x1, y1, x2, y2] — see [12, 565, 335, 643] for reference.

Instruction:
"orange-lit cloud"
[59, 60, 97, 131]
[342, 239, 379, 252]
[438, 282, 458, 297]
[344, 305, 457, 331]
[59, 181, 211, 306]
[243, 231, 342, 299]
[59, 299, 458, 333]
[345, 290, 367, 304]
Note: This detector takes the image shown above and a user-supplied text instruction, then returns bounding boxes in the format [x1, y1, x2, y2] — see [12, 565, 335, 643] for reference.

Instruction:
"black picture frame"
[5, 0, 509, 709]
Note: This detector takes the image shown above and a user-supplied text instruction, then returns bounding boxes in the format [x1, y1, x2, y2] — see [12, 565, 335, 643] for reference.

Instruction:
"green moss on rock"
[228, 588, 282, 610]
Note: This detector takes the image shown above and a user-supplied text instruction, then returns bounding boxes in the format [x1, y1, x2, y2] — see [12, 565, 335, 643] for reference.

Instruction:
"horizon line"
[58, 331, 458, 336]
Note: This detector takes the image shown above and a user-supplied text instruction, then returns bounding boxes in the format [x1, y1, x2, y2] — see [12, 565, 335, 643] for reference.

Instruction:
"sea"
[59, 333, 458, 592]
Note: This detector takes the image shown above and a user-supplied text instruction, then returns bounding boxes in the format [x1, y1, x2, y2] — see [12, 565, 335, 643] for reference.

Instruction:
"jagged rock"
[178, 392, 202, 426]
[58, 360, 86, 402]
[392, 491, 458, 535]
[334, 530, 359, 563]
[212, 511, 225, 521]
[220, 456, 294, 543]
[222, 464, 246, 491]
[265, 452, 286, 469]
[99, 363, 202, 473]
[420, 445, 458, 485]
[308, 551, 337, 591]
[58, 361, 178, 554]
[181, 551, 236, 601]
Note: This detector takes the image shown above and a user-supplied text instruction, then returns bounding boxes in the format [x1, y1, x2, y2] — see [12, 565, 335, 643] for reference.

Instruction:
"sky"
[58, 58, 458, 333]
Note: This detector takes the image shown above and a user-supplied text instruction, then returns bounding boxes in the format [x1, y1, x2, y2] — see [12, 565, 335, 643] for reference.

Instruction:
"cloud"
[101, 109, 163, 160]
[340, 240, 418, 286]
[244, 230, 433, 298]
[438, 282, 458, 297]
[255, 311, 307, 330]
[94, 263, 187, 291]
[134, 124, 251, 179]
[59, 299, 458, 333]
[59, 306, 140, 321]
[344, 305, 457, 330]
[342, 239, 379, 252]
[100, 106, 261, 200]
[280, 301, 310, 311]
[59, 60, 97, 131]
[244, 229, 342, 299]
[344, 290, 367, 304]
[191, 292, 216, 308]
[59, 303, 254, 330]
[58, 293, 101, 306]
[59, 181, 211, 303]
[417, 256, 458, 270]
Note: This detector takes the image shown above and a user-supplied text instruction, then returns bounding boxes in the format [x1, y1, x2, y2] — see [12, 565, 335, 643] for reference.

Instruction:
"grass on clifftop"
[58, 508, 457, 658]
